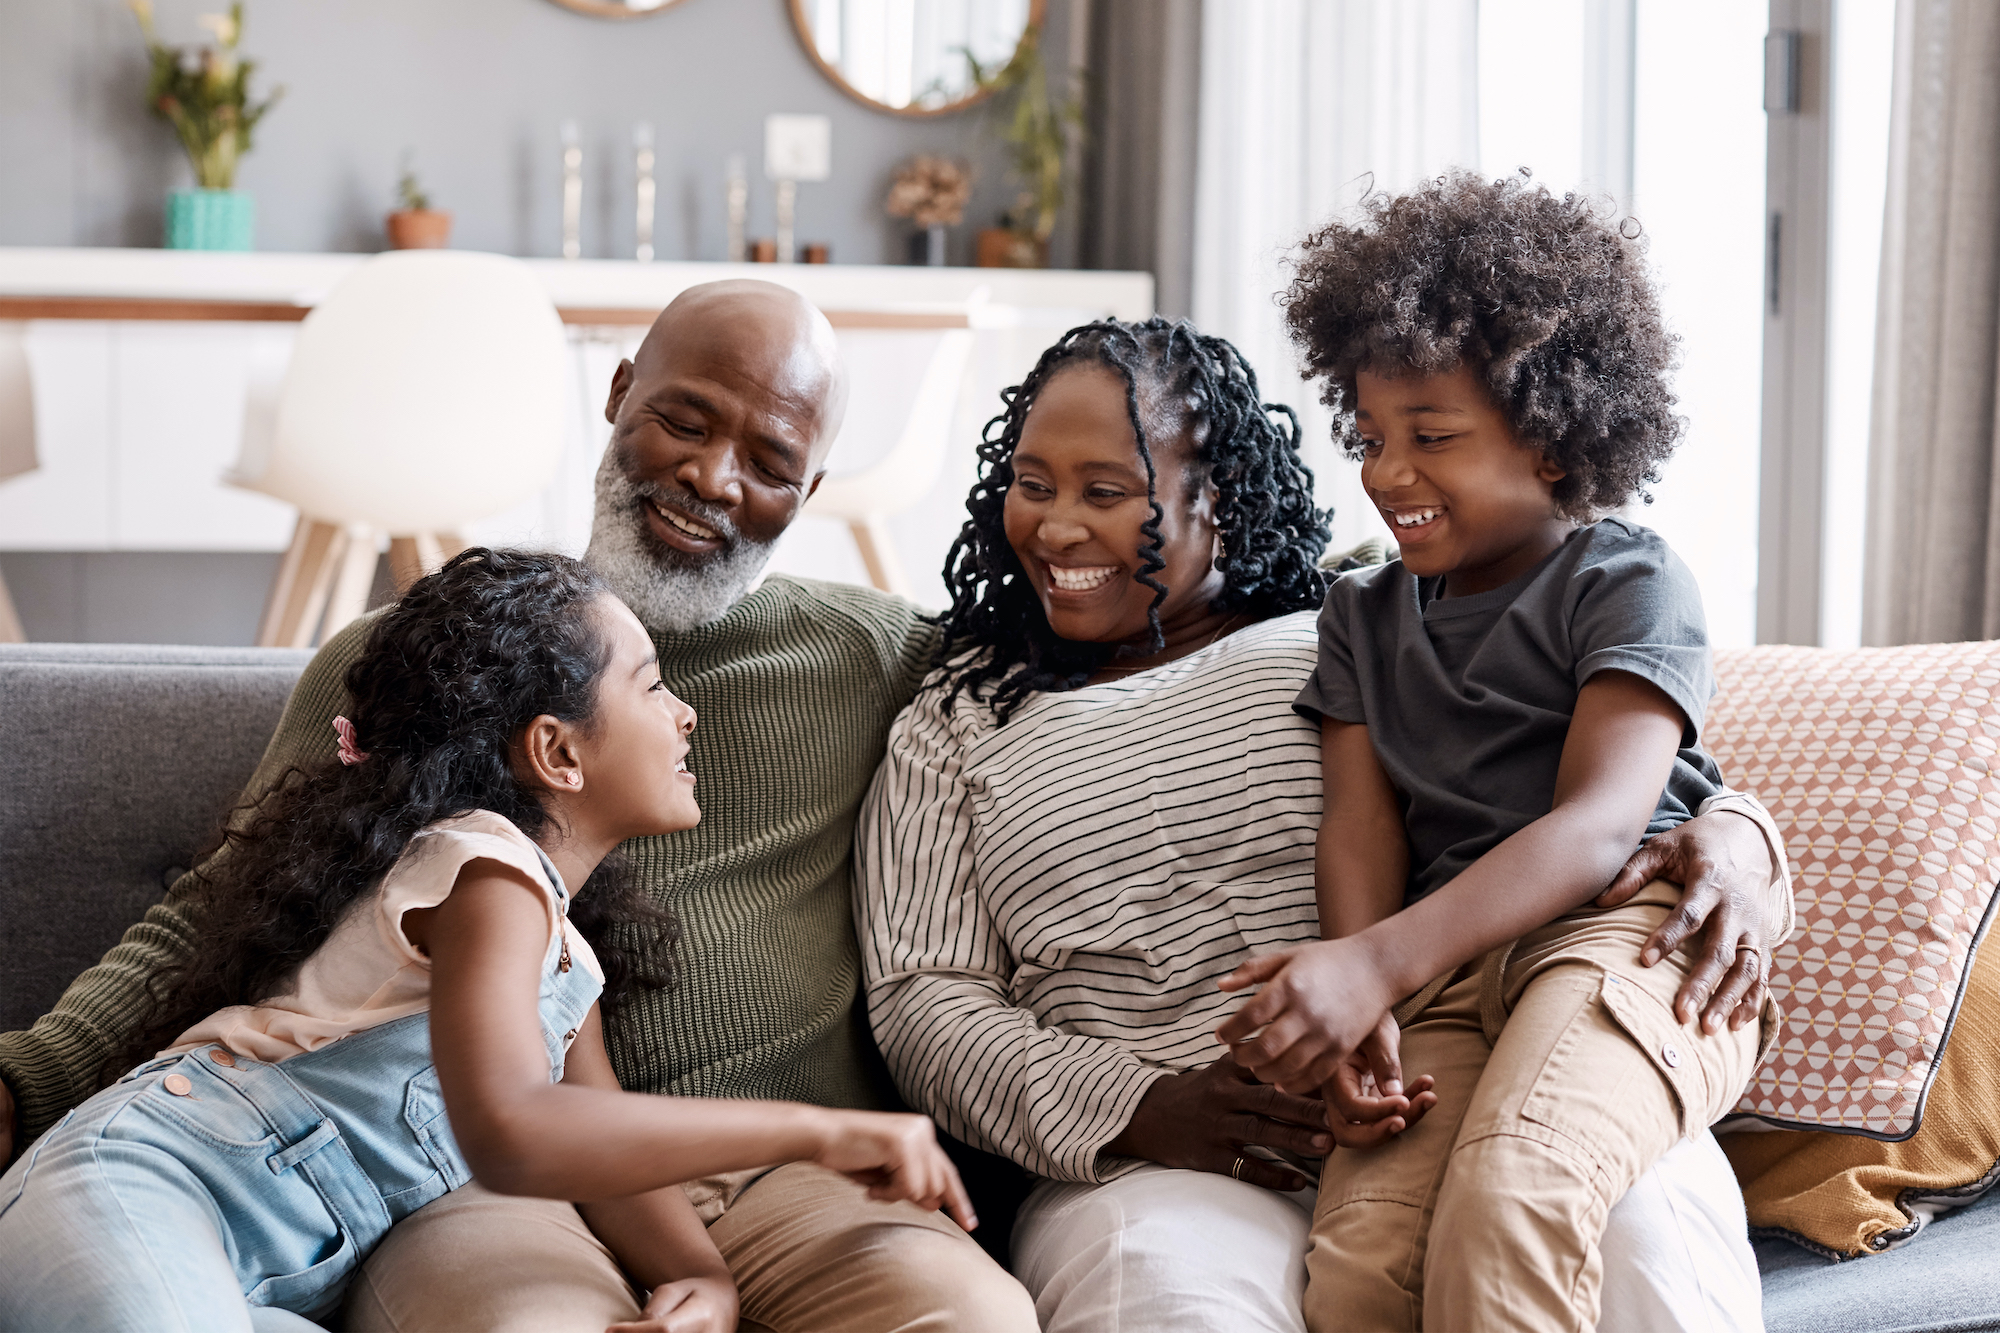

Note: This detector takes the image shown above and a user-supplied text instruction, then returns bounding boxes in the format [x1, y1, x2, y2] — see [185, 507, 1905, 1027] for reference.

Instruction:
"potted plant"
[386, 163, 452, 250]
[131, 1, 281, 251]
[885, 156, 973, 266]
[969, 27, 1082, 269]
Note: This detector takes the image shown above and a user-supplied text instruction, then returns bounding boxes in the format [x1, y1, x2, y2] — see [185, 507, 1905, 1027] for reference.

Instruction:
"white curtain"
[1191, 0, 1480, 550]
[1862, 0, 2000, 644]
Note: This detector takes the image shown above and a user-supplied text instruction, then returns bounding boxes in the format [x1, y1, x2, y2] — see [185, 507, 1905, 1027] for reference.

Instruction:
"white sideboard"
[0, 249, 1153, 610]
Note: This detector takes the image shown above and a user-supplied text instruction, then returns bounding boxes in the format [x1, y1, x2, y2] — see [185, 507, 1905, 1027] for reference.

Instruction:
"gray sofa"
[3, 642, 1996, 1333]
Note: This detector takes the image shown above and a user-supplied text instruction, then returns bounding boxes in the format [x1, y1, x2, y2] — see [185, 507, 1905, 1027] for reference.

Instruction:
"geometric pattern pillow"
[1707, 642, 2000, 1139]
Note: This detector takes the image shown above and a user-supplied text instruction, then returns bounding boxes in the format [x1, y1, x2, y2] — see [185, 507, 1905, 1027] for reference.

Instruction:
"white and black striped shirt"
[856, 613, 1324, 1183]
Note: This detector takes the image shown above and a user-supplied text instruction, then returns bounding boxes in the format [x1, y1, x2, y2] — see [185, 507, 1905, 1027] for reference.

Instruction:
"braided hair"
[935, 317, 1331, 723]
[113, 548, 678, 1079]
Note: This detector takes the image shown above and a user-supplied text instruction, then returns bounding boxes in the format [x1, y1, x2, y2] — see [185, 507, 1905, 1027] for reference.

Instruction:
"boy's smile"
[1354, 365, 1576, 598]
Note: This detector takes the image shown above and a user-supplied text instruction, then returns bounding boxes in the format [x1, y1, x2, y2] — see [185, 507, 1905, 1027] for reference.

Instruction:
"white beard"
[584, 452, 775, 633]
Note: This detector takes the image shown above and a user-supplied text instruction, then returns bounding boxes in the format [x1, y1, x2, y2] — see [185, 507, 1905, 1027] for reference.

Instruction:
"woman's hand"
[1596, 809, 1779, 1033]
[813, 1110, 979, 1232]
[1323, 1014, 1437, 1150]
[609, 1275, 739, 1333]
[1215, 938, 1399, 1096]
[1105, 1052, 1332, 1192]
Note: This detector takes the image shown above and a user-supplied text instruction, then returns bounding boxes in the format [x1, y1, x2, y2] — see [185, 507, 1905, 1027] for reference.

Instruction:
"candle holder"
[634, 122, 656, 262]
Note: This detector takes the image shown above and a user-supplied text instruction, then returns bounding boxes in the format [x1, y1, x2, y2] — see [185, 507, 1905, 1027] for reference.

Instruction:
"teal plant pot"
[165, 189, 255, 251]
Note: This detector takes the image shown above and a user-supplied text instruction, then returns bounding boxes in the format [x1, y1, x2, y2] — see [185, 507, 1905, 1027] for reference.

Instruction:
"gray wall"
[0, 0, 1083, 267]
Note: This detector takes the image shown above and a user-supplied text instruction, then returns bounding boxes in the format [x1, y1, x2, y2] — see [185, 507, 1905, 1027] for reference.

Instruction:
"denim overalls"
[0, 850, 601, 1333]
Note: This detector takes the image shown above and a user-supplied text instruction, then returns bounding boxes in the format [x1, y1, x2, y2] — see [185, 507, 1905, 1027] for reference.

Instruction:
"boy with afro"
[1215, 170, 1782, 1331]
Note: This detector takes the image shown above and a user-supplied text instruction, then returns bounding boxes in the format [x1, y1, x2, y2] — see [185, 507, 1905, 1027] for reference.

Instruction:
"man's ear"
[1536, 452, 1568, 484]
[605, 359, 636, 426]
[804, 469, 826, 502]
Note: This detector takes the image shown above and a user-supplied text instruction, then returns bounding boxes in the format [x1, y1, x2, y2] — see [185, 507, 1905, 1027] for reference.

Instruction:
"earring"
[567, 773, 581, 787]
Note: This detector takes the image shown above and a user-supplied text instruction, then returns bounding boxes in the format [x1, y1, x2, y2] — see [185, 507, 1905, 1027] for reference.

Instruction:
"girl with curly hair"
[0, 549, 971, 1333]
[1215, 171, 1785, 1332]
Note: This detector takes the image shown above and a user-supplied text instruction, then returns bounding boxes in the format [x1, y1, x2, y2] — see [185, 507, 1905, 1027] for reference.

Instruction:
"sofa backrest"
[0, 644, 310, 1033]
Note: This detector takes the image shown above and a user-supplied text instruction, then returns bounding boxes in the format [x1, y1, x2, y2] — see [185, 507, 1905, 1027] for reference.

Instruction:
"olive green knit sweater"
[0, 575, 938, 1145]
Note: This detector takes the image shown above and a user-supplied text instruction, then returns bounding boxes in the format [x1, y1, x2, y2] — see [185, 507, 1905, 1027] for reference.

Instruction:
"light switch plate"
[764, 114, 832, 182]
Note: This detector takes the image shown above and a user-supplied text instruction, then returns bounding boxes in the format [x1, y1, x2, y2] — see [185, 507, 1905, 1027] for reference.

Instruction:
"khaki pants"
[342, 1162, 1037, 1333]
[1302, 882, 1772, 1333]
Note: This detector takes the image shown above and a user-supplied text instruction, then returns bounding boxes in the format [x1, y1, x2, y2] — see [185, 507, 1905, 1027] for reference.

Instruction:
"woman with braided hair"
[855, 317, 1780, 1330]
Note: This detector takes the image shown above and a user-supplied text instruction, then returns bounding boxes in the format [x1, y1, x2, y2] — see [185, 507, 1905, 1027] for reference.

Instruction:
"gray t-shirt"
[1294, 517, 1725, 904]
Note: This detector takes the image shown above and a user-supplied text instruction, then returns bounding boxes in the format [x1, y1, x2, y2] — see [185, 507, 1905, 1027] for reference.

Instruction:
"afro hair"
[1281, 169, 1682, 519]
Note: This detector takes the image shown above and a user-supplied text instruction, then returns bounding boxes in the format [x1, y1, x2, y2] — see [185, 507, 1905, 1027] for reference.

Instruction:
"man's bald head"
[587, 280, 850, 631]
[629, 279, 848, 463]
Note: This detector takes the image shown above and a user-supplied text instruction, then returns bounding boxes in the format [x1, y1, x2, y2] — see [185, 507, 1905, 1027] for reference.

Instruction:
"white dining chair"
[232, 252, 568, 647]
[803, 328, 973, 596]
[0, 322, 35, 643]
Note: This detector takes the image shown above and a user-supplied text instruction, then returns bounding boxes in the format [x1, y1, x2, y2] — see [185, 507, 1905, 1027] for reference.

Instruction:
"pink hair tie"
[332, 716, 370, 766]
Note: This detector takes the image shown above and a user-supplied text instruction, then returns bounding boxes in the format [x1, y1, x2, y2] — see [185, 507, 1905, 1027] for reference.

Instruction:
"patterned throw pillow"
[1707, 642, 2000, 1138]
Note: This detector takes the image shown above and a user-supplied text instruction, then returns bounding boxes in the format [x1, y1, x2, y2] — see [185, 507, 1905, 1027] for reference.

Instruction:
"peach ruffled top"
[165, 810, 603, 1063]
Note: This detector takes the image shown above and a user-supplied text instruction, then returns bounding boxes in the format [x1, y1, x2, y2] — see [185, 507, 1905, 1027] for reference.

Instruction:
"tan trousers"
[342, 1162, 1037, 1333]
[1301, 882, 1771, 1333]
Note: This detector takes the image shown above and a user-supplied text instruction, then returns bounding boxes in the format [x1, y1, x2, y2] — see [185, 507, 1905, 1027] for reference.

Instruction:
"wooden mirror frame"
[544, 0, 692, 19]
[787, 0, 1047, 119]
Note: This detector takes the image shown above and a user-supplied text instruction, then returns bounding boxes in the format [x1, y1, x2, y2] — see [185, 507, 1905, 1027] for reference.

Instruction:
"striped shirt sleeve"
[855, 682, 1170, 1183]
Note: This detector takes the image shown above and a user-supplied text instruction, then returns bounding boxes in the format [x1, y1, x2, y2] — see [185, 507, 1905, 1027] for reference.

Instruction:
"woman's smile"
[1044, 562, 1124, 595]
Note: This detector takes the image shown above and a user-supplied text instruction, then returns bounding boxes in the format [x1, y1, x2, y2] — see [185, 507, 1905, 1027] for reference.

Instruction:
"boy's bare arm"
[1220, 670, 1686, 1093]
[1315, 716, 1408, 941]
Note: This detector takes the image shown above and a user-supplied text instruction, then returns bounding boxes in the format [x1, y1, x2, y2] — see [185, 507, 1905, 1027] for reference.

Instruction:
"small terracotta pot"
[976, 227, 1045, 269]
[386, 210, 453, 250]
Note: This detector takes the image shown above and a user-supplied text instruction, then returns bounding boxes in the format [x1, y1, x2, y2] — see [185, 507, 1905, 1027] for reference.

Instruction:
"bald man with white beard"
[0, 281, 1035, 1332]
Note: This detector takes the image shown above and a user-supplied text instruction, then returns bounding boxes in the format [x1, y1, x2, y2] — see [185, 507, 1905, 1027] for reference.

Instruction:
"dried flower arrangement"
[130, 1, 282, 190]
[885, 155, 974, 229]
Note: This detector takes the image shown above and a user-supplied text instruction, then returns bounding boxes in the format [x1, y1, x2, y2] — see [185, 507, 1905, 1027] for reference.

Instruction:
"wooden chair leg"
[0, 563, 24, 643]
[848, 515, 910, 598]
[258, 517, 345, 648]
[387, 533, 456, 595]
[321, 524, 379, 644]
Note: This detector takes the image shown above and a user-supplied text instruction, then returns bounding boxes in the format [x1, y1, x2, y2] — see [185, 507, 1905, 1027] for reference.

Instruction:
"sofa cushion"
[1706, 642, 2000, 1138]
[1726, 930, 2000, 1257]
[0, 644, 311, 1033]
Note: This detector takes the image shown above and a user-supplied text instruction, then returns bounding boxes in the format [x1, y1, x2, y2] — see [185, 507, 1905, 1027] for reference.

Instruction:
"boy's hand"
[1215, 938, 1397, 1095]
[609, 1275, 738, 1333]
[1324, 1016, 1438, 1149]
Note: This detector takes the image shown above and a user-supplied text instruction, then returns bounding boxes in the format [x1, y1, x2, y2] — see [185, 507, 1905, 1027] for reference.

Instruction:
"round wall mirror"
[790, 0, 1045, 117]
[544, 0, 689, 18]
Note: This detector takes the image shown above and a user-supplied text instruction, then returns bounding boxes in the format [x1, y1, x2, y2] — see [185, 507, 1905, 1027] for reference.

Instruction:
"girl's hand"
[814, 1111, 979, 1232]
[609, 1274, 738, 1333]
[1323, 1015, 1437, 1149]
[1215, 938, 1397, 1095]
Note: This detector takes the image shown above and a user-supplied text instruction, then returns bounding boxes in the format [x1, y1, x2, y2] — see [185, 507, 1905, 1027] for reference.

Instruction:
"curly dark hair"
[934, 317, 1331, 723]
[113, 548, 678, 1078]
[1281, 169, 1682, 518]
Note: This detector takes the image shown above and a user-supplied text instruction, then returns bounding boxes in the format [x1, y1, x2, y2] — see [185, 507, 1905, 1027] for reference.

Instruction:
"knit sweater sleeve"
[855, 682, 1170, 1183]
[0, 615, 374, 1153]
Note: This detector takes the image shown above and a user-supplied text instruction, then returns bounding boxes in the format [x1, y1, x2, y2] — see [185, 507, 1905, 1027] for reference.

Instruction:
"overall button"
[163, 1074, 194, 1096]
[1661, 1045, 1682, 1068]
[209, 1050, 237, 1067]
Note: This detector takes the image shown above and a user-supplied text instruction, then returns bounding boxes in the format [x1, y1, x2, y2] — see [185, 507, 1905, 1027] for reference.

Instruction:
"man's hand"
[1597, 810, 1779, 1033]
[608, 1275, 738, 1333]
[1105, 1052, 1331, 1192]
[1214, 938, 1398, 1095]
[1323, 1014, 1437, 1149]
